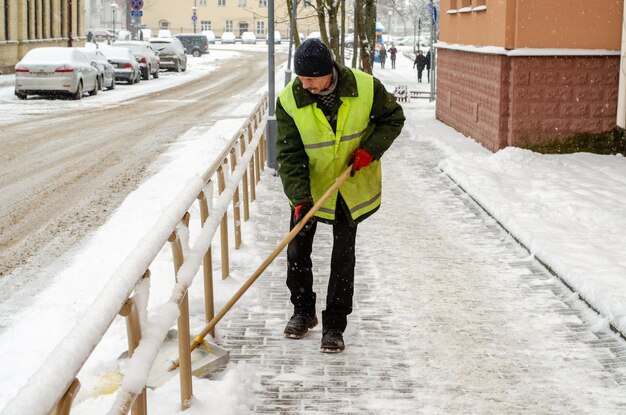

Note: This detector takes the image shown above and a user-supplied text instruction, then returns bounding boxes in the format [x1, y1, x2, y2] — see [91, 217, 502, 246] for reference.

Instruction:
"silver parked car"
[98, 45, 142, 84]
[14, 47, 99, 100]
[112, 41, 160, 80]
[149, 37, 187, 72]
[77, 47, 116, 91]
[240, 31, 257, 44]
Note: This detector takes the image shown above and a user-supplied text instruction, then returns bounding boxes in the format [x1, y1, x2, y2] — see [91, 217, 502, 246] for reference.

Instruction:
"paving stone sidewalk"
[211, 134, 626, 414]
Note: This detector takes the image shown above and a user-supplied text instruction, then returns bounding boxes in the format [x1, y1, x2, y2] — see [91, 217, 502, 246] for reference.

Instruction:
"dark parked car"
[174, 33, 209, 57]
[99, 45, 142, 84]
[112, 40, 160, 80]
[149, 37, 187, 72]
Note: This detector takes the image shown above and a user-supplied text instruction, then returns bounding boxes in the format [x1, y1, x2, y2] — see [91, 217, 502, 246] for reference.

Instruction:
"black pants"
[286, 198, 357, 333]
[417, 68, 424, 82]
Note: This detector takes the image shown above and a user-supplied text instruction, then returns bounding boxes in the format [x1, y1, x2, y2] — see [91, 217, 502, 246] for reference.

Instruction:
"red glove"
[293, 201, 315, 234]
[350, 148, 373, 176]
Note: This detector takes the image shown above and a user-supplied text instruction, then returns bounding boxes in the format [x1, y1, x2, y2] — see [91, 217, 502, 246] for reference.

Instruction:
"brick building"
[436, 0, 623, 151]
[0, 0, 84, 74]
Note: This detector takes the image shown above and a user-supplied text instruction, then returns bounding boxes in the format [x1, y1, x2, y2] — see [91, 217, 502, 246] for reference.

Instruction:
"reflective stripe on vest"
[279, 68, 381, 221]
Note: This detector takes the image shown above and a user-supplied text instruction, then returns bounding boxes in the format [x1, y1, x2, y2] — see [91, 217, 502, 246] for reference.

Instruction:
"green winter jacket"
[275, 63, 405, 225]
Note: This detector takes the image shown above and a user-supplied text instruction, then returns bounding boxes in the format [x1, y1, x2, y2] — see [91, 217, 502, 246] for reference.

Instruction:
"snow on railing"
[1, 94, 269, 415]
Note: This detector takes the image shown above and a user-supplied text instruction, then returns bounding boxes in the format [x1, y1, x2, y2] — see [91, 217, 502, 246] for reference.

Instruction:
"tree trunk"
[340, 0, 346, 62]
[327, 4, 341, 61]
[286, 0, 301, 48]
[314, 0, 341, 62]
[315, 0, 329, 45]
[356, 0, 376, 74]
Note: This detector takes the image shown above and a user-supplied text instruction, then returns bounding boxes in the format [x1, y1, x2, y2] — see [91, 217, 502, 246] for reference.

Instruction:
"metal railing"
[1, 94, 269, 415]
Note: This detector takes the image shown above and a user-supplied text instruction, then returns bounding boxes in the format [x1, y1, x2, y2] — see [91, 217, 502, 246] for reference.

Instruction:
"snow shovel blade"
[147, 329, 229, 388]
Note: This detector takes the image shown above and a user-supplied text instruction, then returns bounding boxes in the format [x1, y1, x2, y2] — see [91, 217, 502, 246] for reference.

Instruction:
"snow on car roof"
[21, 47, 77, 62]
[98, 45, 133, 59]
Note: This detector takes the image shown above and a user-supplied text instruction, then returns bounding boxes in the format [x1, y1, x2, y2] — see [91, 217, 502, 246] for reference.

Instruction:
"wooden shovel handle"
[168, 166, 352, 371]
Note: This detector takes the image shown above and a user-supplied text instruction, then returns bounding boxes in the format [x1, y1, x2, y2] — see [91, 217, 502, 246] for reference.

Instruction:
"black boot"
[320, 329, 345, 353]
[284, 314, 318, 339]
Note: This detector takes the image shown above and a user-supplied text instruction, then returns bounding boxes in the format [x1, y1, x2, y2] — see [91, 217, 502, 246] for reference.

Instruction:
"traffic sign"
[131, 10, 143, 17]
[130, 0, 144, 11]
[191, 15, 197, 22]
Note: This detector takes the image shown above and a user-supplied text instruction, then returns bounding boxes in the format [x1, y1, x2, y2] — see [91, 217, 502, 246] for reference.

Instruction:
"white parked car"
[265, 30, 282, 44]
[158, 29, 172, 38]
[306, 31, 321, 40]
[14, 47, 99, 100]
[140, 28, 153, 40]
[273, 30, 282, 44]
[201, 30, 216, 44]
[241, 31, 257, 44]
[117, 30, 131, 41]
[77, 46, 116, 90]
[221, 31, 236, 44]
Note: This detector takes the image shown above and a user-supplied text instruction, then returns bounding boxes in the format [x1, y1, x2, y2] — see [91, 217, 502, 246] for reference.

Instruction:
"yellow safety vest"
[279, 68, 382, 221]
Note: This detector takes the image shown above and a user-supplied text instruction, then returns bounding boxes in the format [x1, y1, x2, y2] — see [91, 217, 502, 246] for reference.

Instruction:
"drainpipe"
[617, 0, 626, 128]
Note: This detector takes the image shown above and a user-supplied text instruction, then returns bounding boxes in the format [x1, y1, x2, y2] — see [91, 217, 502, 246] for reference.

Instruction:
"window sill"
[473, 6, 487, 12]
[447, 9, 458, 14]
[458, 7, 472, 13]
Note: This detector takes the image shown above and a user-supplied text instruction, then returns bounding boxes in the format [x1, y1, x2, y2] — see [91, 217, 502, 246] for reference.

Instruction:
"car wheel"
[109, 78, 116, 90]
[72, 81, 83, 100]
[174, 60, 181, 72]
[15, 91, 27, 100]
[99, 75, 105, 91]
[192, 49, 201, 57]
[153, 65, 159, 78]
[135, 72, 141, 83]
[142, 66, 150, 80]
[182, 63, 187, 72]
[90, 78, 99, 96]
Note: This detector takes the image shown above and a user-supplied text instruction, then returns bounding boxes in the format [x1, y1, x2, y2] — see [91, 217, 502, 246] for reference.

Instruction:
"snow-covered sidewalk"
[188, 132, 626, 413]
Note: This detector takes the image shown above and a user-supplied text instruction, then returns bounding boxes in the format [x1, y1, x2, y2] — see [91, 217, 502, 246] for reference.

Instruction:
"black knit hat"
[294, 38, 334, 77]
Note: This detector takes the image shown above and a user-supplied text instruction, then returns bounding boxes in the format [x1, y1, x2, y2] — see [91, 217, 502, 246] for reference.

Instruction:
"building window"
[459, 0, 471, 12]
[256, 21, 265, 35]
[239, 0, 246, 6]
[159, 19, 170, 29]
[473, 0, 486, 11]
[225, 20, 233, 31]
[218, 0, 225, 5]
[259, 0, 267, 7]
[201, 20, 211, 30]
[199, 0, 207, 4]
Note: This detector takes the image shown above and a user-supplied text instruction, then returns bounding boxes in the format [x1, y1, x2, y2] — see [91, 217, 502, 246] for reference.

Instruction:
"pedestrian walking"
[389, 43, 398, 69]
[413, 49, 429, 82]
[379, 44, 387, 69]
[275, 38, 405, 353]
[425, 50, 432, 82]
